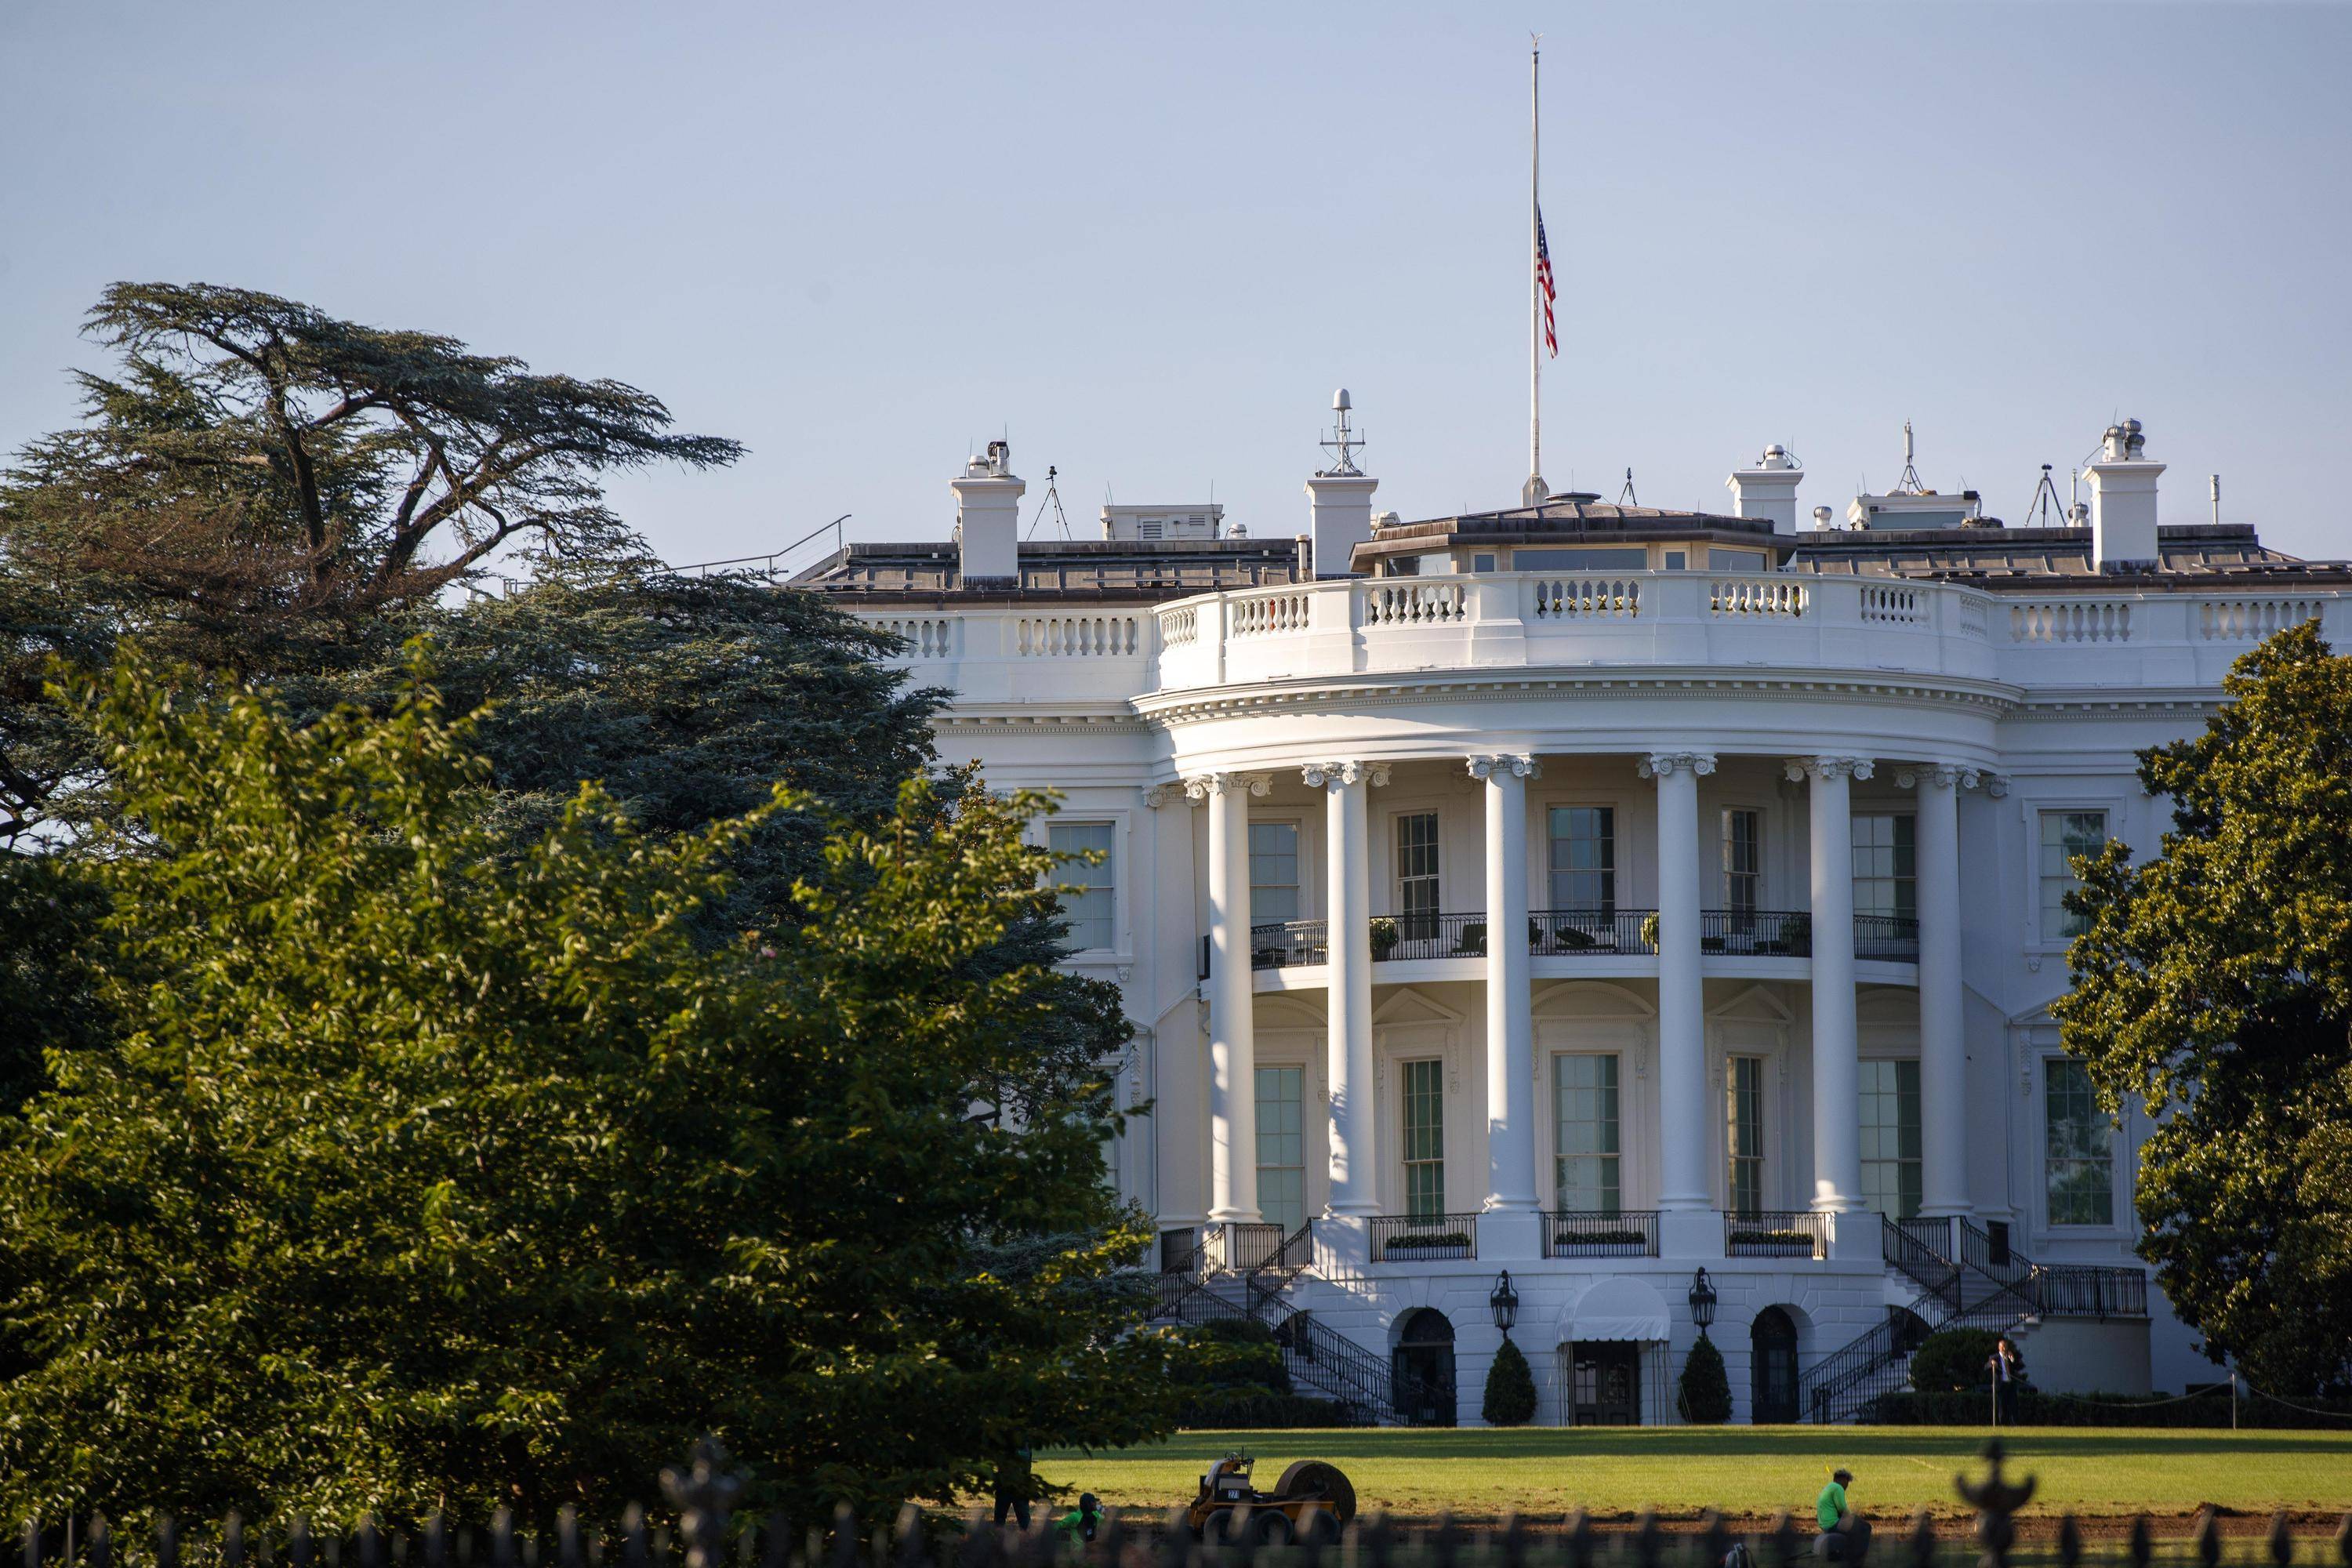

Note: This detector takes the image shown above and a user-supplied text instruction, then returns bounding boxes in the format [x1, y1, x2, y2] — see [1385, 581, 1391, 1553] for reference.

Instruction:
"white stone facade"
[800, 425, 2350, 1425]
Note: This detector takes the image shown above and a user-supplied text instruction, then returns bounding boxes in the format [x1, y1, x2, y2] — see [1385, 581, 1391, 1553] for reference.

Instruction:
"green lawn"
[1034, 1428, 2352, 1521]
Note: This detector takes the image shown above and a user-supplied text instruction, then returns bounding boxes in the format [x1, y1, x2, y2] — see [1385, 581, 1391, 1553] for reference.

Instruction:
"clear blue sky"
[3, 3, 2347, 568]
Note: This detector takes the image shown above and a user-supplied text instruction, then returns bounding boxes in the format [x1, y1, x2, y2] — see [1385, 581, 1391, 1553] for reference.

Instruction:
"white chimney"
[1726, 444, 1804, 534]
[952, 439, 1025, 586]
[1305, 388, 1377, 578]
[2084, 419, 2163, 572]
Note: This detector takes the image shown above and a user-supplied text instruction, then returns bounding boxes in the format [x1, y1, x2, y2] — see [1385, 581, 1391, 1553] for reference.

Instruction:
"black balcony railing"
[1700, 909, 1813, 955]
[1855, 912, 1922, 960]
[1529, 908, 1657, 955]
[1726, 1208, 1828, 1258]
[2034, 1264, 2149, 1319]
[1370, 1212, 1479, 1262]
[1250, 919, 1328, 970]
[1374, 911, 1488, 961]
[1542, 1209, 1659, 1257]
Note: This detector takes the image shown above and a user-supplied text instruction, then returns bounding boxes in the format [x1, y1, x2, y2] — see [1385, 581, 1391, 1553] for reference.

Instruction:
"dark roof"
[786, 536, 1306, 604]
[1352, 498, 1783, 567]
[1786, 523, 2352, 586]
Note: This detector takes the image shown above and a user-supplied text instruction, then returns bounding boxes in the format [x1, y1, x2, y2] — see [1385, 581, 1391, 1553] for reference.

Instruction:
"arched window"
[1751, 1307, 1799, 1424]
[1392, 1308, 1457, 1427]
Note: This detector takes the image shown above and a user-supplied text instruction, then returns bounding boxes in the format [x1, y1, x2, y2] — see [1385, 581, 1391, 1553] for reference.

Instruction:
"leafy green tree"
[0, 649, 1173, 1524]
[0, 281, 739, 840]
[1481, 1337, 1537, 1427]
[2054, 621, 2352, 1396]
[1675, 1335, 1730, 1424]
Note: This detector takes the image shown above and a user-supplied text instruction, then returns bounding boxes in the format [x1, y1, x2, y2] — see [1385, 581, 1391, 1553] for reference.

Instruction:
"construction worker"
[1814, 1468, 1871, 1562]
[1054, 1494, 1102, 1546]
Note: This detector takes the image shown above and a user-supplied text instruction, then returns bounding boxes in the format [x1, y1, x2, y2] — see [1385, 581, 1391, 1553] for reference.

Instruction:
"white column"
[1909, 764, 1973, 1218]
[1472, 754, 1540, 1211]
[1192, 771, 1267, 1224]
[1793, 754, 1871, 1214]
[1642, 751, 1715, 1212]
[1307, 760, 1386, 1216]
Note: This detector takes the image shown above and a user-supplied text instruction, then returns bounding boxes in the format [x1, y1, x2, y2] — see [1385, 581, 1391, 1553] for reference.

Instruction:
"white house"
[789, 417, 2350, 1425]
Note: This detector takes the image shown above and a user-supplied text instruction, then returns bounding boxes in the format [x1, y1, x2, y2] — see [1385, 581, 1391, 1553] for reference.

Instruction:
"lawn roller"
[1185, 1453, 1358, 1545]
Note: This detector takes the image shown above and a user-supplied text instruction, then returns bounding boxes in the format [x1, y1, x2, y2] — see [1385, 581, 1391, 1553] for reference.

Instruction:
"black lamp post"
[1689, 1266, 1719, 1339]
[1490, 1269, 1520, 1338]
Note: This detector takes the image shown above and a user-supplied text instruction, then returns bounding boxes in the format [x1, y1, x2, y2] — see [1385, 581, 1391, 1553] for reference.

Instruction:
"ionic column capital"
[1894, 764, 1982, 793]
[1467, 753, 1541, 782]
[1784, 755, 1875, 783]
[1301, 760, 1392, 791]
[1143, 782, 1181, 809]
[1182, 770, 1272, 802]
[1637, 751, 1717, 779]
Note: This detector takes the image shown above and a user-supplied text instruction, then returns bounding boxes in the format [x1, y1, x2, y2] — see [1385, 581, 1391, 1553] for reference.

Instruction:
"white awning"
[1559, 1275, 1671, 1342]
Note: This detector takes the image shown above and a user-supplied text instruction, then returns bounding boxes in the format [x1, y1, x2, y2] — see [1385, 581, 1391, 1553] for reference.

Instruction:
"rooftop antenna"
[1025, 464, 1072, 539]
[1319, 387, 1363, 476]
[2024, 463, 2064, 528]
[1893, 421, 1926, 495]
[1618, 466, 1639, 506]
[2209, 474, 2221, 526]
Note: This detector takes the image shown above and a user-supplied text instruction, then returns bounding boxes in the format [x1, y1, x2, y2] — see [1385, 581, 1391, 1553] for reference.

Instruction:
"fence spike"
[327, 1537, 343, 1568]
[737, 1524, 756, 1568]
[651, 1530, 672, 1568]
[759, 1517, 786, 1568]
[1430, 1514, 1458, 1568]
[1565, 1510, 1594, 1568]
[826, 1507, 857, 1568]
[395, 1535, 412, 1568]
[157, 1517, 179, 1568]
[891, 1508, 924, 1568]
[260, 1525, 277, 1568]
[527, 1536, 544, 1568]
[955, 1512, 990, 1568]
[2336, 1515, 2352, 1568]
[1905, 1509, 1935, 1568]
[423, 1516, 445, 1568]
[1363, 1512, 1392, 1568]
[458, 1530, 476, 1568]
[555, 1512, 580, 1568]
[361, 1519, 384, 1568]
[1699, 1512, 1729, 1568]
[18, 1517, 34, 1568]
[2270, 1512, 2294, 1568]
[2197, 1512, 2222, 1568]
[2056, 1515, 2081, 1568]
[2127, 1517, 2151, 1568]
[227, 1514, 247, 1568]
[1498, 1513, 1526, 1568]
[621, 1508, 648, 1568]
[89, 1515, 113, 1568]
[290, 1519, 313, 1568]
[1766, 1512, 1798, 1568]
[493, 1512, 517, 1568]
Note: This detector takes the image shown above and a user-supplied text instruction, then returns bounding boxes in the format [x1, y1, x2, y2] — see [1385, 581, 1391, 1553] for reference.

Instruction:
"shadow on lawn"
[1112, 1429, 2341, 1462]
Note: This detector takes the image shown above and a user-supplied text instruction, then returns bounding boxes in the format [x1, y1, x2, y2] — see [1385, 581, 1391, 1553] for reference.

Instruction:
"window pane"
[1250, 821, 1301, 925]
[1553, 1054, 1621, 1215]
[1403, 1059, 1446, 1220]
[1548, 806, 1617, 912]
[2040, 811, 2108, 939]
[1255, 1065, 1306, 1232]
[1515, 546, 1649, 571]
[1047, 822, 1116, 951]
[1852, 814, 1916, 920]
[1727, 1056, 1765, 1217]
[1860, 1058, 1922, 1220]
[1722, 809, 1761, 913]
[1396, 813, 1442, 938]
[2044, 1058, 2112, 1225]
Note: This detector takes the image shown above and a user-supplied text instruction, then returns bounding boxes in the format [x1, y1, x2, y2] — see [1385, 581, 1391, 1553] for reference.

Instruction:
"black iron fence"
[1541, 1210, 1659, 1258]
[23, 1442, 2352, 1568]
[1369, 1213, 1479, 1263]
[1853, 913, 1922, 960]
[1725, 1210, 1828, 1260]
[1698, 910, 1811, 956]
[1529, 909, 1657, 955]
[1202, 911, 1915, 971]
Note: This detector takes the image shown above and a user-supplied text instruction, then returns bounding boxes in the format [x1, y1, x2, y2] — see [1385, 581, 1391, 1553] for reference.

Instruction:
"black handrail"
[1543, 1210, 1658, 1257]
[1530, 908, 1657, 955]
[1370, 1213, 1480, 1262]
[1700, 909, 1813, 955]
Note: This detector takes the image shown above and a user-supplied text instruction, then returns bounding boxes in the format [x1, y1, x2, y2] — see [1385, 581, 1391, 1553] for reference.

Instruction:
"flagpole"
[1525, 35, 1548, 507]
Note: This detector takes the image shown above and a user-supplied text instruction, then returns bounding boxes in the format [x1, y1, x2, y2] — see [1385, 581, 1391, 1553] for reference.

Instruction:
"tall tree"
[0, 281, 741, 839]
[0, 650, 1174, 1524]
[2053, 621, 2352, 1396]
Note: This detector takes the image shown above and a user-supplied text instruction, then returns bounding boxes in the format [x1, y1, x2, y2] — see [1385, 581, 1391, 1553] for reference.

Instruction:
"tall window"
[1726, 1055, 1765, 1217]
[1548, 806, 1616, 912]
[1722, 809, 1762, 914]
[1851, 814, 1917, 919]
[1256, 1065, 1305, 1233]
[2039, 811, 2109, 939]
[1047, 822, 1115, 951]
[2045, 1058, 2114, 1225]
[1250, 822, 1301, 924]
[1402, 1059, 1446, 1219]
[1396, 812, 1441, 938]
[1859, 1058, 1922, 1220]
[1552, 1054, 1621, 1215]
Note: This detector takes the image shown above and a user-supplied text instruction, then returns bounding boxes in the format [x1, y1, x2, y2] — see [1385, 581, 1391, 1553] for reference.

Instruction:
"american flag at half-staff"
[1535, 205, 1559, 358]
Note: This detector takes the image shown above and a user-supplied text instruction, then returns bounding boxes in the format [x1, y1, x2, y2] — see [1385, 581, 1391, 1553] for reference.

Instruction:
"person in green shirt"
[1053, 1494, 1102, 1546]
[1814, 1468, 1871, 1561]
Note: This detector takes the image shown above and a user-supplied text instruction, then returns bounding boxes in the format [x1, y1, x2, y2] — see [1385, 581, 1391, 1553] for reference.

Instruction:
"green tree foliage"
[1481, 1337, 1537, 1427]
[0, 651, 1173, 1523]
[0, 281, 739, 840]
[1908, 1328, 2002, 1395]
[2053, 622, 2352, 1396]
[1675, 1334, 1731, 1424]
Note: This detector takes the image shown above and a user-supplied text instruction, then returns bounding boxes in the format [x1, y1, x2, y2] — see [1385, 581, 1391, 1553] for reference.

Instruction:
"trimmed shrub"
[1482, 1337, 1537, 1426]
[1909, 1327, 2003, 1393]
[1679, 1334, 1733, 1424]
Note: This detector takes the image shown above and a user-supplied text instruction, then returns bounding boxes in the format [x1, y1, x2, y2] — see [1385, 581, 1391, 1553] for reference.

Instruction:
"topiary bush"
[1908, 1327, 2003, 1393]
[1482, 1337, 1537, 1426]
[1678, 1334, 1733, 1423]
